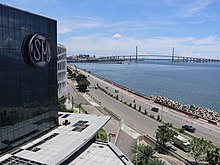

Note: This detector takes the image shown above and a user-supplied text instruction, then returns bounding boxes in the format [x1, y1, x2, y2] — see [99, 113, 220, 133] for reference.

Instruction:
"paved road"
[69, 67, 220, 163]
[66, 79, 124, 145]
[67, 69, 190, 163]
[88, 85, 193, 160]
[116, 130, 136, 161]
[67, 79, 89, 105]
[84, 70, 220, 147]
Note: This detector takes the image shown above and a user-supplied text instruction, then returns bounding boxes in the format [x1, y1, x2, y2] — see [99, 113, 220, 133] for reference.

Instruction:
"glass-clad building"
[0, 4, 58, 153]
[57, 44, 67, 98]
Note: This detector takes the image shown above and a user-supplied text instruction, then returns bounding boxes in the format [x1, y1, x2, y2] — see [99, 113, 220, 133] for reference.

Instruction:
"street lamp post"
[79, 103, 82, 114]
[161, 105, 163, 121]
[121, 90, 123, 101]
[71, 97, 74, 108]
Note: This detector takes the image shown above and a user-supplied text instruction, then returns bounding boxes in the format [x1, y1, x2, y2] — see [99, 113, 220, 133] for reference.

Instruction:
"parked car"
[151, 107, 159, 112]
[182, 125, 196, 133]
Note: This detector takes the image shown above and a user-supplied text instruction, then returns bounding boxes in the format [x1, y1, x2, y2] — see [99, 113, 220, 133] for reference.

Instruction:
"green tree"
[75, 73, 90, 92]
[206, 146, 220, 165]
[156, 123, 177, 147]
[78, 80, 90, 92]
[190, 137, 209, 164]
[133, 104, 136, 109]
[76, 74, 87, 83]
[157, 115, 160, 121]
[131, 144, 155, 165]
[179, 128, 185, 133]
[71, 72, 77, 79]
[148, 158, 167, 165]
[116, 95, 119, 100]
[190, 137, 220, 165]
[139, 106, 141, 112]
[67, 67, 72, 75]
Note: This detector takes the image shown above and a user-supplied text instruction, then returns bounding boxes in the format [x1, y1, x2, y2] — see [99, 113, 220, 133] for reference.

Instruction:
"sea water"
[71, 61, 220, 113]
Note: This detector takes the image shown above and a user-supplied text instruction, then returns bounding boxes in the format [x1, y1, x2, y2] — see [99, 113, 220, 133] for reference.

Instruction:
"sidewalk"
[82, 104, 120, 143]
[65, 98, 72, 109]
[66, 80, 120, 143]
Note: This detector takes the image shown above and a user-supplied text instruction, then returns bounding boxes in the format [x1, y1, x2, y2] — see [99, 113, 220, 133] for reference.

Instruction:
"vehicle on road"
[182, 125, 196, 133]
[151, 107, 159, 112]
[173, 135, 190, 152]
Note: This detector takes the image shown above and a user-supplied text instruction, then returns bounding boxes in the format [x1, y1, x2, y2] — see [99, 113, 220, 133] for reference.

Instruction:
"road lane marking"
[82, 93, 100, 106]
[121, 123, 140, 139]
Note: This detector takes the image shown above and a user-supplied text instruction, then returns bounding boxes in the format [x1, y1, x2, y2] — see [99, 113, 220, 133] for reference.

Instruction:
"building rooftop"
[0, 113, 133, 165]
[0, 3, 56, 21]
[69, 141, 132, 165]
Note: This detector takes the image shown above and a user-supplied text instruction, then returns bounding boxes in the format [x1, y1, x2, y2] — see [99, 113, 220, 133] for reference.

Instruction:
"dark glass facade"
[0, 4, 58, 153]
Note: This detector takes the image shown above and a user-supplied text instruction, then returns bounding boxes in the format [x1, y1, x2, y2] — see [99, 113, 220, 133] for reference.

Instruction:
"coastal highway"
[77, 68, 220, 148]
[88, 80, 193, 160]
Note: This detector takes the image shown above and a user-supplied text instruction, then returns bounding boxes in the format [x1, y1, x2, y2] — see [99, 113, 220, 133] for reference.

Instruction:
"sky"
[1, 0, 220, 58]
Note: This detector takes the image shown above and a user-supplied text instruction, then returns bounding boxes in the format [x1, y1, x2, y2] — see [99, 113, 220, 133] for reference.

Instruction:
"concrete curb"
[114, 122, 121, 145]
[103, 107, 121, 121]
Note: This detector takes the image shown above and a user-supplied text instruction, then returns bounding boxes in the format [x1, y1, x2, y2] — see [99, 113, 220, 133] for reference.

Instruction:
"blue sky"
[2, 0, 220, 58]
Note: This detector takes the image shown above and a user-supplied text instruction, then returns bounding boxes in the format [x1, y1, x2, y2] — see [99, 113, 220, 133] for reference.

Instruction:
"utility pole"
[121, 90, 123, 101]
[135, 46, 138, 62]
[172, 47, 175, 62]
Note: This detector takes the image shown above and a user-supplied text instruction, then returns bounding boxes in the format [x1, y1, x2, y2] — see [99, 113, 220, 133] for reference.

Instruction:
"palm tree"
[131, 144, 155, 165]
[148, 158, 167, 165]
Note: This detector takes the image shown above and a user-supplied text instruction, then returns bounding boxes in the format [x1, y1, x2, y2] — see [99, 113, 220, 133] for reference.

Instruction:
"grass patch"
[71, 108, 78, 113]
[80, 106, 87, 114]
[75, 104, 88, 114]
[97, 128, 108, 141]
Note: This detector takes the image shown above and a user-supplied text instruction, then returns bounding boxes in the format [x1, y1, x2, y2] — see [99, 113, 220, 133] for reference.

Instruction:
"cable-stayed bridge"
[68, 54, 220, 63]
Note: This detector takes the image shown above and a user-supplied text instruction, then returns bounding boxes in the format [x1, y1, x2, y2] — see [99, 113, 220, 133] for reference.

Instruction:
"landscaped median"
[103, 107, 121, 121]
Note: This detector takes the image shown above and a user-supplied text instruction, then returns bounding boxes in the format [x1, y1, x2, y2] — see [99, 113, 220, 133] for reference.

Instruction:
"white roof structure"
[69, 141, 132, 165]
[174, 135, 189, 143]
[0, 113, 133, 165]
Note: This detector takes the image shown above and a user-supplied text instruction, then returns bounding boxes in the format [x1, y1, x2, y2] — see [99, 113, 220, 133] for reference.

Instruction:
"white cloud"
[112, 33, 123, 39]
[60, 35, 220, 59]
[177, 0, 213, 17]
[58, 28, 72, 34]
[57, 17, 102, 32]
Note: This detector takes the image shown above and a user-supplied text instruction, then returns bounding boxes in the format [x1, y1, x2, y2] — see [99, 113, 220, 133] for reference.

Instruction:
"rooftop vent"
[61, 114, 70, 118]
[72, 120, 89, 132]
[27, 133, 59, 152]
[0, 156, 46, 165]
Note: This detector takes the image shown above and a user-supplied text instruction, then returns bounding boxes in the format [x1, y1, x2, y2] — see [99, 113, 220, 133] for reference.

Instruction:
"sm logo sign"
[22, 34, 51, 68]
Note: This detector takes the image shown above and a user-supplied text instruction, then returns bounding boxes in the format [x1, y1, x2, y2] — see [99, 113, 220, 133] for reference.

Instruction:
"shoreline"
[70, 64, 220, 125]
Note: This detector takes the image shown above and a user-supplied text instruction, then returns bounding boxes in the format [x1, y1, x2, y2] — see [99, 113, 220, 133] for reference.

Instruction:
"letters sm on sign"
[22, 34, 51, 68]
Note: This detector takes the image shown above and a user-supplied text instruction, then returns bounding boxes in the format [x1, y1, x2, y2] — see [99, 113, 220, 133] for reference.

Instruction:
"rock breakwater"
[147, 95, 220, 124]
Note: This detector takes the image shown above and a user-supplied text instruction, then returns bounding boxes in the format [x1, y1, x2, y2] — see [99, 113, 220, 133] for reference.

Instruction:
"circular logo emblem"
[27, 34, 51, 68]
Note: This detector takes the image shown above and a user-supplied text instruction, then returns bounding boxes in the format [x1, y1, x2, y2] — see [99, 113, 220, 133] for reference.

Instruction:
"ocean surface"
[71, 61, 220, 113]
